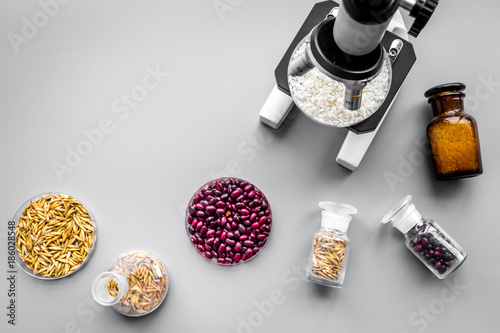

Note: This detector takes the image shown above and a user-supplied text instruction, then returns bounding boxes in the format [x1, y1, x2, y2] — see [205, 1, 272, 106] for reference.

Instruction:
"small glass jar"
[92, 250, 169, 317]
[425, 82, 483, 180]
[306, 201, 357, 288]
[382, 196, 466, 279]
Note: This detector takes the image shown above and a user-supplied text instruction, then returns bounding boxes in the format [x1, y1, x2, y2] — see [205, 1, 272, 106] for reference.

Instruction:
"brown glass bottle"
[424, 83, 483, 180]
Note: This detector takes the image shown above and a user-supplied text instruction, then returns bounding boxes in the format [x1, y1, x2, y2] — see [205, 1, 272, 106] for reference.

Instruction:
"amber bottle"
[424, 83, 483, 180]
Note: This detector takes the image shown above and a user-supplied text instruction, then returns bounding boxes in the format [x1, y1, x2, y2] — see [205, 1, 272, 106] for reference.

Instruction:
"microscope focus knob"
[408, 0, 439, 37]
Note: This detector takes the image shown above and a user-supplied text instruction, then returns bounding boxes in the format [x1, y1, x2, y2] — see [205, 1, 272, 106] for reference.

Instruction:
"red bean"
[235, 242, 242, 252]
[187, 177, 272, 265]
[243, 240, 255, 247]
[200, 226, 207, 236]
[238, 225, 247, 234]
[244, 184, 254, 192]
[215, 180, 223, 191]
[231, 188, 243, 199]
[191, 235, 198, 244]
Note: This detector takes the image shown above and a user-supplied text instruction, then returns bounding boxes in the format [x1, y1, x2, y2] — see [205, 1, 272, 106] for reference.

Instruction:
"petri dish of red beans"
[185, 178, 273, 265]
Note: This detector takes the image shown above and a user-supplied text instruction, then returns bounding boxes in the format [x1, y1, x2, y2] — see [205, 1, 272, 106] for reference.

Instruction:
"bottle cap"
[318, 201, 357, 232]
[424, 82, 466, 103]
[381, 195, 422, 233]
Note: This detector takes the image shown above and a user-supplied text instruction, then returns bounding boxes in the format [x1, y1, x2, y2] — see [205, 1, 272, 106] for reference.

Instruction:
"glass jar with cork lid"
[424, 82, 483, 180]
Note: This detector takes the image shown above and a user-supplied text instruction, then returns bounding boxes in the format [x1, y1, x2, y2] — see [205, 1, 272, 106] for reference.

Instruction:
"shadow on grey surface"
[308, 280, 340, 299]
[429, 177, 467, 199]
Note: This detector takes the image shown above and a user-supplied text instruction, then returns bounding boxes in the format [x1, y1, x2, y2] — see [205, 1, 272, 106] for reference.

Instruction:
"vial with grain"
[91, 250, 169, 316]
[306, 201, 357, 288]
[424, 82, 483, 180]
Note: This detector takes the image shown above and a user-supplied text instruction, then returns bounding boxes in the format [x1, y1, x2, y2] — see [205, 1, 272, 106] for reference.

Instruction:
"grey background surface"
[1, 0, 499, 332]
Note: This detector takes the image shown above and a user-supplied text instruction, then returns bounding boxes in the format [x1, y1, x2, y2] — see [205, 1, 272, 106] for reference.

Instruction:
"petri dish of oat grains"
[13, 193, 97, 280]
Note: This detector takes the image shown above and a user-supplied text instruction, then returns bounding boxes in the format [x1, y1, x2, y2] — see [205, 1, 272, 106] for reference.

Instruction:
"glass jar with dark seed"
[382, 196, 466, 279]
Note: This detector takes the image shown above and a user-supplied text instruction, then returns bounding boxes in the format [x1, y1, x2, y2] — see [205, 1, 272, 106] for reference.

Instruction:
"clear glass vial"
[306, 201, 357, 288]
[92, 250, 169, 316]
[425, 82, 483, 180]
[382, 196, 466, 279]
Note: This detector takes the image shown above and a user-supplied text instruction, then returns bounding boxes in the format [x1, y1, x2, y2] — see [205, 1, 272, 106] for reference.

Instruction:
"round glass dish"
[185, 178, 273, 265]
[13, 192, 97, 280]
[288, 35, 392, 128]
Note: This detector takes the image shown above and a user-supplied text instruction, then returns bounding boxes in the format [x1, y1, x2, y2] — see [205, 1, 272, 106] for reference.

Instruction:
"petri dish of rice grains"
[13, 193, 97, 280]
